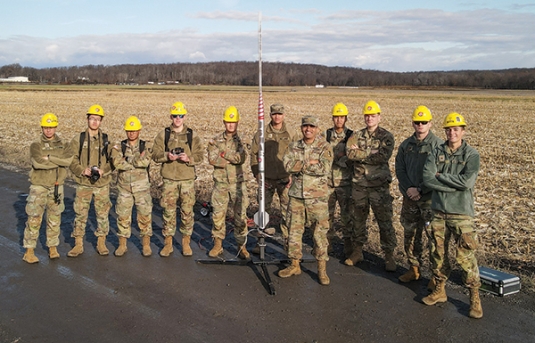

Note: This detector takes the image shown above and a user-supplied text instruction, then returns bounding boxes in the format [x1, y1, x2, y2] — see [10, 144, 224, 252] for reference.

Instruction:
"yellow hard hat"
[87, 104, 104, 117]
[170, 101, 187, 115]
[223, 106, 240, 122]
[124, 116, 142, 131]
[41, 113, 58, 127]
[443, 112, 467, 128]
[332, 102, 348, 116]
[412, 105, 432, 122]
[362, 100, 381, 115]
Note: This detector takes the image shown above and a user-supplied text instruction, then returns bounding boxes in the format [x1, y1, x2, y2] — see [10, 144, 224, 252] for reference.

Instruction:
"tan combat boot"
[469, 288, 483, 319]
[142, 236, 152, 257]
[48, 246, 60, 259]
[278, 259, 301, 278]
[343, 238, 353, 258]
[422, 279, 448, 305]
[384, 252, 397, 272]
[182, 235, 193, 257]
[317, 260, 330, 286]
[238, 245, 250, 260]
[23, 248, 39, 264]
[160, 236, 174, 257]
[427, 277, 436, 292]
[96, 236, 109, 256]
[399, 266, 420, 283]
[114, 237, 128, 257]
[67, 237, 84, 257]
[344, 244, 364, 266]
[208, 238, 223, 257]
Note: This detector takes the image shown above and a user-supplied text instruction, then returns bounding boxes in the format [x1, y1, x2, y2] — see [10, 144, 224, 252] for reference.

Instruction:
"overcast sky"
[1, 0, 534, 72]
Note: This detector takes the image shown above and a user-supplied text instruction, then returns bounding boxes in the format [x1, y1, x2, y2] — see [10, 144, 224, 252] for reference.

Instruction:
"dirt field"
[0, 84, 534, 288]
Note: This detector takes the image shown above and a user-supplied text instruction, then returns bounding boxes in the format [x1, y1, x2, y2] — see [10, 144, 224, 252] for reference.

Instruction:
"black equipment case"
[479, 266, 521, 296]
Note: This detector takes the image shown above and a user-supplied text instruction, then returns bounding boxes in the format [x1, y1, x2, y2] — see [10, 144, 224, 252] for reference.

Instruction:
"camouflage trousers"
[211, 181, 249, 246]
[160, 178, 195, 237]
[428, 211, 481, 288]
[23, 185, 64, 248]
[400, 196, 434, 267]
[350, 184, 397, 253]
[327, 184, 352, 238]
[287, 196, 329, 261]
[73, 184, 111, 238]
[265, 178, 290, 239]
[115, 184, 153, 238]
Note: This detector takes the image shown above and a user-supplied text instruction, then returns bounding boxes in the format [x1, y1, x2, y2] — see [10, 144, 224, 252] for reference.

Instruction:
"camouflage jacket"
[152, 124, 204, 181]
[29, 133, 73, 188]
[250, 121, 299, 181]
[324, 127, 353, 188]
[111, 139, 152, 192]
[395, 131, 443, 200]
[207, 131, 247, 184]
[283, 136, 333, 199]
[423, 140, 480, 217]
[69, 129, 113, 187]
[346, 126, 395, 187]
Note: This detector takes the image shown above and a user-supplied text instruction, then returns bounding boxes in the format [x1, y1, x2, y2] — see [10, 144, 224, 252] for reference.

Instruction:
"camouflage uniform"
[283, 136, 333, 261]
[324, 127, 353, 239]
[207, 131, 248, 245]
[250, 120, 299, 238]
[423, 140, 481, 288]
[111, 139, 153, 238]
[395, 131, 443, 267]
[152, 124, 204, 237]
[70, 129, 113, 238]
[346, 126, 397, 253]
[23, 134, 72, 248]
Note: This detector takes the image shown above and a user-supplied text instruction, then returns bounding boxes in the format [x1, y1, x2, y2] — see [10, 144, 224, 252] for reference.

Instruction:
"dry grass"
[1, 85, 534, 289]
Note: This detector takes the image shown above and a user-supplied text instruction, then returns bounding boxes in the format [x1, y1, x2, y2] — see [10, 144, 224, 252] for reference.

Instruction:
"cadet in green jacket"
[152, 102, 204, 257]
[68, 105, 113, 257]
[111, 116, 153, 257]
[395, 106, 443, 283]
[345, 100, 397, 271]
[279, 115, 333, 285]
[422, 112, 483, 319]
[250, 103, 299, 244]
[207, 106, 249, 259]
[23, 113, 73, 263]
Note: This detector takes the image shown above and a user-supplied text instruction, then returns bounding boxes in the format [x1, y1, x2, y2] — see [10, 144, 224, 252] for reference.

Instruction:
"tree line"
[1, 62, 534, 89]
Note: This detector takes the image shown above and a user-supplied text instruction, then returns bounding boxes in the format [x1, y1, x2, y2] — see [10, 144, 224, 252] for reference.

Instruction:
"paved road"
[1, 167, 534, 343]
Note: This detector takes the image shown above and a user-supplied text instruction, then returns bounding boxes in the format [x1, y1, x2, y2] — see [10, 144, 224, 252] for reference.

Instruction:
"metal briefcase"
[479, 266, 521, 296]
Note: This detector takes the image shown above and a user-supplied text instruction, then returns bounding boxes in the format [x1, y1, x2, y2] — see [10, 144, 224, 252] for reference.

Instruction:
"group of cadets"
[21, 99, 483, 319]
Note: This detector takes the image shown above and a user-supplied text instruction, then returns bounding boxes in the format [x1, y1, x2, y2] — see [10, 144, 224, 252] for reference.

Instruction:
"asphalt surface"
[1, 166, 534, 343]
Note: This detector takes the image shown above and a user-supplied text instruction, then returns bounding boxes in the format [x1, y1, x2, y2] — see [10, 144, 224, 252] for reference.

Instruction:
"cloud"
[0, 8, 534, 71]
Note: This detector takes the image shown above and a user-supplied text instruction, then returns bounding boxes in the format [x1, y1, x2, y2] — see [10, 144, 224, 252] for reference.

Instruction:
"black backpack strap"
[343, 129, 354, 144]
[186, 128, 193, 151]
[102, 133, 110, 163]
[78, 132, 86, 161]
[139, 140, 146, 154]
[164, 127, 171, 152]
[326, 128, 334, 143]
[121, 139, 128, 156]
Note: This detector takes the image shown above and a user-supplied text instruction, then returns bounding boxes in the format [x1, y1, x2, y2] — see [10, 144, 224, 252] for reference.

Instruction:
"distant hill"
[1, 62, 534, 89]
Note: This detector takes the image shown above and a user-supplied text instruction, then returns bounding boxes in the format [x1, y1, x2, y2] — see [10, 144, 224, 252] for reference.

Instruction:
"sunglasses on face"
[413, 121, 429, 126]
[172, 115, 185, 119]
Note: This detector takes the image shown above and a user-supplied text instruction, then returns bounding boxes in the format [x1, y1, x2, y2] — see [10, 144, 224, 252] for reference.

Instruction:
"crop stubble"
[0, 86, 533, 285]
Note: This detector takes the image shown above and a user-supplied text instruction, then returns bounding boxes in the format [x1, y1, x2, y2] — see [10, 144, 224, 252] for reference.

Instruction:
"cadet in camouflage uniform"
[68, 104, 113, 257]
[325, 102, 354, 258]
[152, 102, 204, 257]
[345, 100, 397, 271]
[22, 113, 73, 263]
[207, 106, 250, 259]
[395, 106, 443, 283]
[110, 116, 153, 257]
[422, 112, 483, 319]
[279, 115, 333, 285]
[250, 103, 299, 244]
